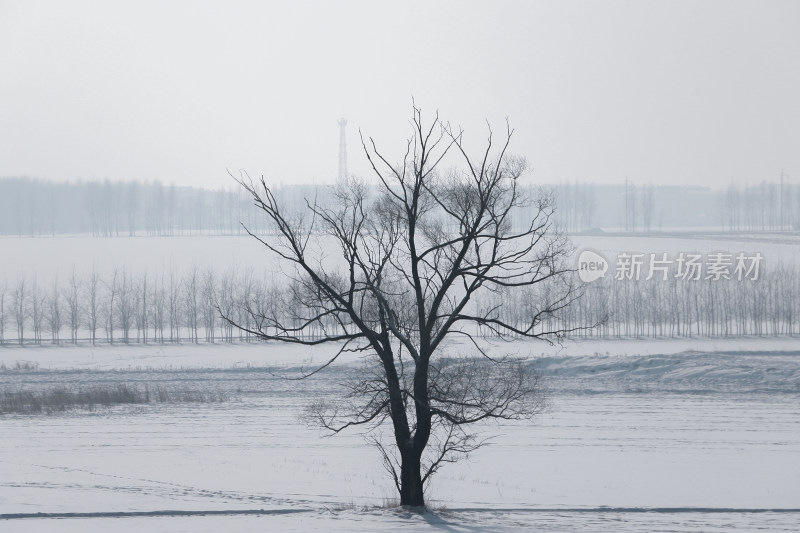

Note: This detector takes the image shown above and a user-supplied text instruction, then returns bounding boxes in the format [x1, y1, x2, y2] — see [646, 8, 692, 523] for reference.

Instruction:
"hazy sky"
[1, 0, 798, 189]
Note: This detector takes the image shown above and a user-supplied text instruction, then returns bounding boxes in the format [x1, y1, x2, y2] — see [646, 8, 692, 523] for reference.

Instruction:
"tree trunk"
[399, 447, 425, 507]
[397, 357, 431, 507]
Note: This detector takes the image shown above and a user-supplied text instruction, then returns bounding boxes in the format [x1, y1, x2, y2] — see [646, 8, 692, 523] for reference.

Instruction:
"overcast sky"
[1, 0, 798, 190]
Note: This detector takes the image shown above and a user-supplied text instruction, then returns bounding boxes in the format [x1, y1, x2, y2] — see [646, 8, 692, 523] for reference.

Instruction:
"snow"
[3, 335, 800, 372]
[2, 232, 799, 530]
[2, 343, 799, 531]
[2, 232, 798, 283]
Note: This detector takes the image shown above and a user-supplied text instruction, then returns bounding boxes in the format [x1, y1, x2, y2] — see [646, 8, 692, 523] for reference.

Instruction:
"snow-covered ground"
[3, 335, 800, 371]
[2, 232, 798, 282]
[2, 232, 799, 530]
[2, 343, 799, 531]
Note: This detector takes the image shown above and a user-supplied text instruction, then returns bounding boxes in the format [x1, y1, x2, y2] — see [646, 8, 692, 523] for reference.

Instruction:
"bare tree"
[216, 269, 236, 342]
[30, 277, 44, 345]
[12, 278, 25, 346]
[85, 267, 100, 345]
[116, 269, 135, 344]
[641, 185, 655, 232]
[102, 268, 118, 344]
[201, 268, 216, 342]
[46, 278, 62, 344]
[0, 279, 6, 346]
[224, 107, 582, 507]
[150, 271, 166, 343]
[126, 181, 139, 236]
[184, 265, 200, 343]
[236, 270, 256, 342]
[134, 272, 148, 343]
[65, 269, 81, 344]
[167, 267, 181, 342]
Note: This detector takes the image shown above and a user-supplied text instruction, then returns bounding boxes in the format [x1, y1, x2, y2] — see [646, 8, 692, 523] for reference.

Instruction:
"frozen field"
[1, 232, 799, 282]
[2, 233, 799, 530]
[2, 344, 799, 531]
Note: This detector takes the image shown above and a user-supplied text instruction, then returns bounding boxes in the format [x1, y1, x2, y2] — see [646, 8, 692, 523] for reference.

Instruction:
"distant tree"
[46, 278, 62, 344]
[27, 183, 39, 237]
[0, 279, 7, 346]
[150, 271, 166, 343]
[47, 188, 57, 236]
[235, 270, 255, 342]
[85, 267, 101, 345]
[167, 268, 181, 342]
[216, 270, 236, 342]
[201, 268, 216, 342]
[641, 185, 655, 233]
[167, 184, 177, 236]
[12, 278, 26, 346]
[224, 107, 582, 507]
[116, 269, 135, 343]
[84, 181, 100, 236]
[724, 184, 741, 231]
[101, 179, 113, 237]
[579, 183, 597, 230]
[134, 273, 148, 343]
[625, 181, 637, 232]
[102, 268, 118, 344]
[184, 266, 200, 343]
[65, 269, 81, 344]
[126, 181, 139, 236]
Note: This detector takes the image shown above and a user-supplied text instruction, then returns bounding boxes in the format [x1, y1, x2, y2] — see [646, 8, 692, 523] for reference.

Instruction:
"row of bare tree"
[721, 179, 798, 232]
[4, 177, 799, 238]
[479, 262, 800, 339]
[0, 267, 271, 346]
[0, 178, 333, 237]
[1, 261, 798, 347]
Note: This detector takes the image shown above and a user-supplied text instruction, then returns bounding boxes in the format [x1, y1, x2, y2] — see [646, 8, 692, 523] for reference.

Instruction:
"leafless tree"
[0, 279, 6, 346]
[102, 268, 118, 344]
[150, 272, 166, 343]
[85, 267, 100, 345]
[126, 181, 139, 236]
[167, 267, 181, 342]
[224, 107, 583, 507]
[236, 270, 256, 342]
[30, 277, 44, 345]
[116, 269, 135, 344]
[201, 268, 216, 343]
[134, 273, 148, 344]
[641, 185, 655, 232]
[184, 265, 200, 343]
[65, 269, 80, 344]
[46, 278, 62, 344]
[216, 269, 236, 342]
[12, 278, 25, 346]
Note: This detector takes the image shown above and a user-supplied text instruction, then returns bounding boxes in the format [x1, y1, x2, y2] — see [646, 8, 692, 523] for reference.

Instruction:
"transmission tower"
[338, 118, 347, 185]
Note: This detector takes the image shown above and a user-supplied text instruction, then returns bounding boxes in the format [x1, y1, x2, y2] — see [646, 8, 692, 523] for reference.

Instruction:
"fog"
[2, 1, 798, 189]
[2, 4, 800, 531]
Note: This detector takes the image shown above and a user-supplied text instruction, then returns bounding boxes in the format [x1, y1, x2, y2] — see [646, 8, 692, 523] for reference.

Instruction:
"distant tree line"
[1, 261, 798, 347]
[721, 180, 798, 232]
[0, 177, 320, 237]
[546, 179, 799, 233]
[2, 177, 797, 236]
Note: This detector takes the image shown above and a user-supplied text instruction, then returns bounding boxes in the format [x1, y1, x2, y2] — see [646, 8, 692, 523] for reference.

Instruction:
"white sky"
[1, 0, 798, 189]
